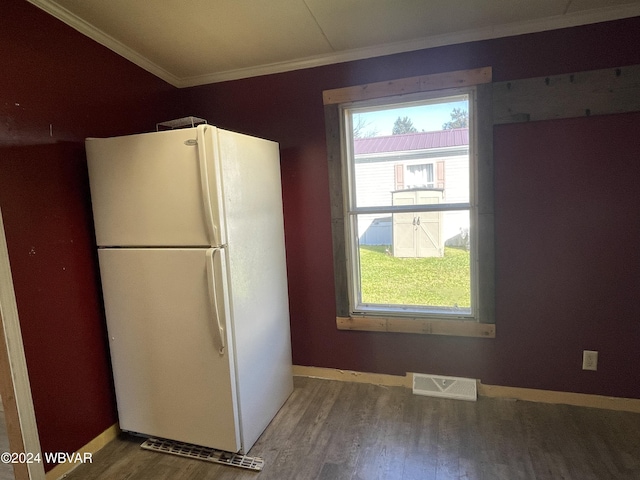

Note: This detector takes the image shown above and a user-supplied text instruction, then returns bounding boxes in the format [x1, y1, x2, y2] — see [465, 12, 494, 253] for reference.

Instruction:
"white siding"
[354, 151, 470, 245]
[354, 162, 395, 208]
[443, 155, 469, 203]
[442, 155, 470, 242]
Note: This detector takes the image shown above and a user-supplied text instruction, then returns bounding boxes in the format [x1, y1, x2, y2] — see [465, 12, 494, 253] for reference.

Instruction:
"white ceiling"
[28, 0, 640, 88]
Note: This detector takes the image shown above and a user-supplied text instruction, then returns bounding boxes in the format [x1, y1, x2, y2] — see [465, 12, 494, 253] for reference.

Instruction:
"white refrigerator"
[85, 124, 293, 454]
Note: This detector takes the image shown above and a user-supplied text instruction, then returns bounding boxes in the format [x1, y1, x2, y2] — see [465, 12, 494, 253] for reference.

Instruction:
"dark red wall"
[0, 2, 178, 147]
[2, 0, 640, 468]
[0, 0, 180, 469]
[493, 113, 640, 393]
[0, 143, 114, 464]
[182, 17, 640, 399]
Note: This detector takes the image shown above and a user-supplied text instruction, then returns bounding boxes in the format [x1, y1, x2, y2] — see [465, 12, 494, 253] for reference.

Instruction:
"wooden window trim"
[337, 316, 495, 338]
[324, 67, 495, 337]
[323, 67, 492, 106]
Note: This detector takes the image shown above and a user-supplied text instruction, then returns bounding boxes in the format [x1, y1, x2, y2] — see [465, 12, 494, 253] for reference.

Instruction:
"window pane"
[350, 96, 469, 209]
[355, 210, 471, 314]
[347, 92, 474, 317]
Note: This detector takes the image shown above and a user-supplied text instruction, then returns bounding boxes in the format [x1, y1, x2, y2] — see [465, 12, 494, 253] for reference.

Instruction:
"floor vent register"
[412, 373, 478, 401]
[141, 437, 265, 471]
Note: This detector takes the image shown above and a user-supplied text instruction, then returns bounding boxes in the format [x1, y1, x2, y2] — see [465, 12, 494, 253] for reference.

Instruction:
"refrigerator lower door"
[98, 247, 241, 452]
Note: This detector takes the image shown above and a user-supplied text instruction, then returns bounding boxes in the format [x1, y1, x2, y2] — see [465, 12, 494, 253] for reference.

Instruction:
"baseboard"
[46, 423, 120, 480]
[293, 365, 412, 388]
[293, 365, 640, 413]
[477, 383, 640, 413]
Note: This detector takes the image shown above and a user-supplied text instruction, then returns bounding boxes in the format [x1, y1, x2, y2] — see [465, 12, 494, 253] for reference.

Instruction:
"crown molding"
[28, 0, 640, 88]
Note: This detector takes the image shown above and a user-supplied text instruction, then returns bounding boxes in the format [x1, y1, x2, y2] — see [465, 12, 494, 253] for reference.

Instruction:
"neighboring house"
[354, 128, 470, 253]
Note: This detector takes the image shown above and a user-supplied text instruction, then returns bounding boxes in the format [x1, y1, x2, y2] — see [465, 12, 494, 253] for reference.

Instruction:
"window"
[343, 91, 474, 318]
[405, 163, 435, 189]
[324, 68, 495, 337]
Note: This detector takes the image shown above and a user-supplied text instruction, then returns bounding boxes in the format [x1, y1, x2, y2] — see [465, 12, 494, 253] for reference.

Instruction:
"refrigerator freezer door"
[98, 247, 241, 452]
[86, 126, 222, 247]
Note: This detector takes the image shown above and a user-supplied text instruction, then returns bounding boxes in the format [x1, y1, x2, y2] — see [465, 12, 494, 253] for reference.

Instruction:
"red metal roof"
[354, 128, 468, 155]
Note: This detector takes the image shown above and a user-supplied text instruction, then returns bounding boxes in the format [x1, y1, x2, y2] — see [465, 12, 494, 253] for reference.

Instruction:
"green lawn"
[359, 246, 470, 308]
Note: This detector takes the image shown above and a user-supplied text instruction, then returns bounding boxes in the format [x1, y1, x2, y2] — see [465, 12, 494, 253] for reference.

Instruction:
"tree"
[392, 116, 418, 135]
[352, 114, 379, 139]
[442, 108, 468, 129]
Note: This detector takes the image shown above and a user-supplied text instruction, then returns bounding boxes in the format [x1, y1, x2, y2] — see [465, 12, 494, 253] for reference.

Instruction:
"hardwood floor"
[0, 404, 14, 480]
[63, 376, 640, 480]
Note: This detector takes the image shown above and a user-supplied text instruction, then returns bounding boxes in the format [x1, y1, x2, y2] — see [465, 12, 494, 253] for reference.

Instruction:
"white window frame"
[341, 88, 478, 320]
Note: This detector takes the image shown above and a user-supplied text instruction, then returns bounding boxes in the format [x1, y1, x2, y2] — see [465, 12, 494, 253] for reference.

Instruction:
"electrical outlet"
[582, 350, 598, 371]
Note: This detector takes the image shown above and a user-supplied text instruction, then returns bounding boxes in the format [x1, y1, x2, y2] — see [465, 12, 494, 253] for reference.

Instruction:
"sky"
[354, 98, 468, 137]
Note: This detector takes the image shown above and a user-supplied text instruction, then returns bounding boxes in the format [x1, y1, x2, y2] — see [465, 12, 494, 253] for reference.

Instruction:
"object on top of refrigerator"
[156, 116, 207, 131]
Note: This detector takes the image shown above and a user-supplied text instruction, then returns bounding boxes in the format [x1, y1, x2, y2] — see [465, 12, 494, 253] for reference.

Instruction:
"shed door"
[392, 191, 417, 257]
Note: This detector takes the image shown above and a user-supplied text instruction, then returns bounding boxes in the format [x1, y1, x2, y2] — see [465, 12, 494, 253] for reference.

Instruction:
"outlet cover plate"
[582, 350, 598, 371]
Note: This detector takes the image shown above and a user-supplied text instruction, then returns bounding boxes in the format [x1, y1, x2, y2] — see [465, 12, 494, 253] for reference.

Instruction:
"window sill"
[337, 316, 495, 338]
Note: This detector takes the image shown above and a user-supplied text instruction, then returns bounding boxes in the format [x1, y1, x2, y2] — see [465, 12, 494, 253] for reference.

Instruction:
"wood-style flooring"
[63, 376, 640, 480]
[0, 406, 13, 480]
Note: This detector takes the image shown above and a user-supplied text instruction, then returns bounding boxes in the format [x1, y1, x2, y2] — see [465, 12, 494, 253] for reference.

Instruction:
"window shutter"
[394, 164, 404, 190]
[436, 161, 445, 189]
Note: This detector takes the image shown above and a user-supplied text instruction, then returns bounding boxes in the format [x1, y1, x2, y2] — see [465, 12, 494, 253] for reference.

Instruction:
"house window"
[405, 163, 434, 189]
[343, 91, 474, 318]
[323, 68, 495, 337]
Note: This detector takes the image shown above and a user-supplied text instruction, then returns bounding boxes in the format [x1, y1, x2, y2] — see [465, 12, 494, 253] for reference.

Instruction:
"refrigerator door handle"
[197, 125, 219, 246]
[206, 248, 226, 355]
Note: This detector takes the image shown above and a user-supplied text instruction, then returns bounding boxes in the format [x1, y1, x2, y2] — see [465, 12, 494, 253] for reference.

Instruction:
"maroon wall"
[0, 2, 179, 146]
[182, 17, 640, 399]
[0, 0, 180, 469]
[493, 113, 640, 393]
[2, 0, 639, 469]
[0, 143, 114, 464]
